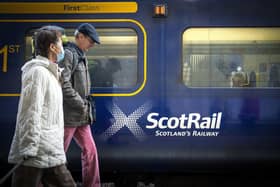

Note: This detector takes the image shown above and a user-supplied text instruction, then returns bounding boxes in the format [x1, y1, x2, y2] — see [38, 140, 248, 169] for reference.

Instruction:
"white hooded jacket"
[8, 56, 66, 168]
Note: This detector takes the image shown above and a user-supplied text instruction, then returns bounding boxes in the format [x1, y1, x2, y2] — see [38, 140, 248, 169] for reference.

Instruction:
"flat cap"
[77, 23, 100, 44]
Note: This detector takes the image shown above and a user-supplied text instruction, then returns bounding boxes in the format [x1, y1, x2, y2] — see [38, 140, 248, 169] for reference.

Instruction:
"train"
[1, 0, 280, 185]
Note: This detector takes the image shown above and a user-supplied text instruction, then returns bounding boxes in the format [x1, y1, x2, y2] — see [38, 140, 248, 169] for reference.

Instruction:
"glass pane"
[182, 28, 280, 88]
[25, 27, 138, 89]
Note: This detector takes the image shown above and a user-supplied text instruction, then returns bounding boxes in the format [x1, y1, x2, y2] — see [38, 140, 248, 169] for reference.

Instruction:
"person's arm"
[60, 49, 86, 110]
[18, 68, 45, 158]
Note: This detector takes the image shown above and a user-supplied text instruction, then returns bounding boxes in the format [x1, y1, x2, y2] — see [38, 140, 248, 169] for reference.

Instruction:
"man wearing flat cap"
[59, 23, 100, 187]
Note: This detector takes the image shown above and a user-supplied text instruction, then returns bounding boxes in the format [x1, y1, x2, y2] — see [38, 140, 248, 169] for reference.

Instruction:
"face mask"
[56, 45, 65, 62]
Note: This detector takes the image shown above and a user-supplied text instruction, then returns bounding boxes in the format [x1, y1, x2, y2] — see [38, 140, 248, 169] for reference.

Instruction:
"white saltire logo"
[100, 102, 153, 141]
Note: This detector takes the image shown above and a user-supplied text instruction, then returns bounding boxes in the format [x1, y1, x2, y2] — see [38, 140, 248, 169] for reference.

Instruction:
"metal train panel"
[0, 0, 280, 175]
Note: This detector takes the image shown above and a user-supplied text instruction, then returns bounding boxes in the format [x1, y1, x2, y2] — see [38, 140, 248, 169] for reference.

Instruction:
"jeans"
[64, 125, 100, 187]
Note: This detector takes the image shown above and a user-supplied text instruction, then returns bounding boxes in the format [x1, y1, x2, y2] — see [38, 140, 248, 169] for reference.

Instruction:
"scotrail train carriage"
[1, 0, 280, 185]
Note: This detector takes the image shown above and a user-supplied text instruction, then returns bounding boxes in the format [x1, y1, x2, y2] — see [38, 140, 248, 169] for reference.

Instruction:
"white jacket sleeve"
[17, 68, 45, 157]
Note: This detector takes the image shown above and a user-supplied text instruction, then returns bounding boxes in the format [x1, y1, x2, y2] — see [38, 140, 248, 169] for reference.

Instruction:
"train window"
[182, 28, 280, 88]
[25, 28, 138, 89]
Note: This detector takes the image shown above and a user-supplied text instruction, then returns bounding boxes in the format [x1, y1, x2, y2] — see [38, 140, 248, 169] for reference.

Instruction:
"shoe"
[101, 182, 115, 187]
[76, 181, 83, 187]
[137, 181, 146, 187]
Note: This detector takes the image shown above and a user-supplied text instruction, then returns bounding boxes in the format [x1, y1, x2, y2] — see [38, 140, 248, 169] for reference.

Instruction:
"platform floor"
[1, 169, 280, 187]
[99, 172, 280, 187]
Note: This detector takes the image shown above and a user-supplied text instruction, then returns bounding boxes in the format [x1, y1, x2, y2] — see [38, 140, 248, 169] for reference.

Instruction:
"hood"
[22, 56, 63, 80]
[21, 56, 49, 72]
[65, 42, 85, 57]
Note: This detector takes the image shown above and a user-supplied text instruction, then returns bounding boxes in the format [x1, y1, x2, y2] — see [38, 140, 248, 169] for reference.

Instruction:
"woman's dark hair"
[34, 27, 62, 58]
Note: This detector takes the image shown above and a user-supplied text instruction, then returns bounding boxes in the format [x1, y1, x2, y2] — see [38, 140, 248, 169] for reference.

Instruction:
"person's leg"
[11, 165, 42, 187]
[74, 125, 100, 187]
[64, 127, 77, 152]
[41, 164, 76, 187]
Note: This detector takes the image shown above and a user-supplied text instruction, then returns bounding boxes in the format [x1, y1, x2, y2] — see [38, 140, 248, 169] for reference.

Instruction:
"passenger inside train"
[230, 66, 249, 87]
[91, 58, 122, 87]
[268, 65, 280, 87]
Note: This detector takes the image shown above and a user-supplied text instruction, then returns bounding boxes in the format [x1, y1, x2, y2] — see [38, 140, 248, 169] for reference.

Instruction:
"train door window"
[182, 28, 280, 88]
[68, 28, 138, 89]
[25, 28, 138, 89]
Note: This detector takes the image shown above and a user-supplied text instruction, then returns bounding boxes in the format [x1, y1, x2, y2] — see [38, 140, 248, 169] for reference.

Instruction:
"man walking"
[59, 23, 101, 187]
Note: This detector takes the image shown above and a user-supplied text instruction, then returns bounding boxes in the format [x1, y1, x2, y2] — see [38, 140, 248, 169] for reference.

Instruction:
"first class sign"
[0, 2, 138, 14]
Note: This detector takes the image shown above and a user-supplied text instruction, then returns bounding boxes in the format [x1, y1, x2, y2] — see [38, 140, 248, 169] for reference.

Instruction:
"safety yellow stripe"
[0, 93, 20, 96]
[0, 2, 137, 14]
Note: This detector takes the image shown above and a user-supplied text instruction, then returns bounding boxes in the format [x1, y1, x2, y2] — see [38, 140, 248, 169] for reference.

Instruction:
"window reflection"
[25, 28, 138, 89]
[182, 28, 280, 88]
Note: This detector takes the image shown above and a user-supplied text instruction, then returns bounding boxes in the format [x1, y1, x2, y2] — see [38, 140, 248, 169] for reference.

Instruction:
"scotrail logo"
[100, 102, 153, 141]
[100, 102, 223, 141]
[146, 112, 222, 137]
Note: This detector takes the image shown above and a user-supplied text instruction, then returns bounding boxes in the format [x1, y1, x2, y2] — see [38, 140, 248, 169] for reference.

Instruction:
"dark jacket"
[59, 42, 93, 126]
